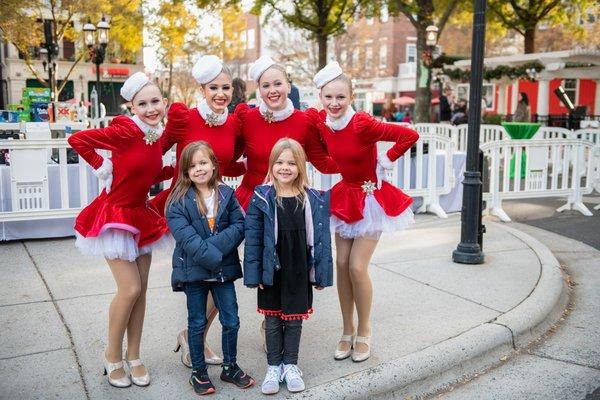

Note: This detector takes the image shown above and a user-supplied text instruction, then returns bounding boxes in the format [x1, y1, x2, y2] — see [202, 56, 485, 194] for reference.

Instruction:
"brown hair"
[266, 138, 308, 208]
[165, 141, 221, 216]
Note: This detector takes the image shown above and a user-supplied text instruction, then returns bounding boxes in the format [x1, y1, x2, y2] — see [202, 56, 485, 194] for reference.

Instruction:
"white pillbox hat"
[192, 55, 224, 84]
[248, 55, 276, 82]
[120, 71, 150, 101]
[313, 61, 343, 89]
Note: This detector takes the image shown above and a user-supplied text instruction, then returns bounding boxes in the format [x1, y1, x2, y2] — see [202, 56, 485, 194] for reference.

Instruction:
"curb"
[292, 222, 569, 400]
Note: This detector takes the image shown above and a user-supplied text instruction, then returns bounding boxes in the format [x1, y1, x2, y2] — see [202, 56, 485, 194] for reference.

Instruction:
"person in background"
[228, 77, 247, 113]
[288, 77, 301, 110]
[439, 87, 452, 123]
[401, 108, 412, 123]
[381, 99, 395, 122]
[513, 92, 531, 122]
[451, 99, 468, 125]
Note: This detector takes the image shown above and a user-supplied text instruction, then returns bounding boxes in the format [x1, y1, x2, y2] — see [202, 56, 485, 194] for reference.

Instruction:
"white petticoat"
[75, 228, 174, 262]
[331, 194, 414, 240]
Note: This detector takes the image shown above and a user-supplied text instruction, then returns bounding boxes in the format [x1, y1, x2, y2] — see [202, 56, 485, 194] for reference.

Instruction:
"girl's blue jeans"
[183, 281, 240, 372]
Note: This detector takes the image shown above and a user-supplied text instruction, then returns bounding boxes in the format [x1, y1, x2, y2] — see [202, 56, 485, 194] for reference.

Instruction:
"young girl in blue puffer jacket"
[165, 141, 255, 396]
[244, 138, 333, 395]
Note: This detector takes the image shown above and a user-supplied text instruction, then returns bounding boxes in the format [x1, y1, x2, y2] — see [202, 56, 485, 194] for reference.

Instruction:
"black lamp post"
[452, 0, 487, 264]
[83, 16, 110, 112]
[40, 19, 59, 119]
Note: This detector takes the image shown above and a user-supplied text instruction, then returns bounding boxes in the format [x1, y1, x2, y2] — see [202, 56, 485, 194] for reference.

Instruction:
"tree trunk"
[524, 27, 535, 54]
[167, 62, 173, 102]
[317, 33, 328, 70]
[414, 27, 432, 123]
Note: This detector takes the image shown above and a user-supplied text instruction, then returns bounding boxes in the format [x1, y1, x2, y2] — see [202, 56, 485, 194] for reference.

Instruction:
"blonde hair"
[258, 64, 290, 85]
[266, 138, 308, 207]
[165, 141, 221, 216]
[324, 73, 354, 96]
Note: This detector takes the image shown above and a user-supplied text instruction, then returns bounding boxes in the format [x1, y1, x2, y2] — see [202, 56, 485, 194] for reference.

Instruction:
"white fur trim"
[197, 99, 228, 126]
[259, 98, 294, 122]
[325, 106, 356, 131]
[131, 115, 164, 136]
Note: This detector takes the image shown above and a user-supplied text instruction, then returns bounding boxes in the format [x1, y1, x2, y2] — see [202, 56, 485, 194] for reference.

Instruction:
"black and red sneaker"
[189, 370, 216, 396]
[220, 363, 255, 389]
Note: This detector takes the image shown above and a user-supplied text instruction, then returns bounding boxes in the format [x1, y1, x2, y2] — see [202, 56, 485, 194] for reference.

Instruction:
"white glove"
[93, 157, 113, 194]
[376, 152, 394, 189]
[103, 173, 113, 194]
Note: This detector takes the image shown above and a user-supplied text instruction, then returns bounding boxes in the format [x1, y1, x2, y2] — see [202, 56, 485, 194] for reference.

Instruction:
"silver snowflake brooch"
[144, 129, 160, 145]
[262, 110, 275, 123]
[361, 180, 376, 195]
[205, 113, 219, 127]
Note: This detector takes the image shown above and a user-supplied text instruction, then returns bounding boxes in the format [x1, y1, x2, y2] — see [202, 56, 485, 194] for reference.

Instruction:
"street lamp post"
[41, 19, 59, 119]
[83, 16, 110, 118]
[452, 0, 487, 264]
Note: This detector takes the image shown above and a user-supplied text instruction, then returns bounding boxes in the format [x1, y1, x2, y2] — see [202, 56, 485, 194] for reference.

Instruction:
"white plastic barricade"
[481, 138, 596, 222]
[0, 139, 101, 240]
[535, 126, 572, 139]
[378, 132, 455, 218]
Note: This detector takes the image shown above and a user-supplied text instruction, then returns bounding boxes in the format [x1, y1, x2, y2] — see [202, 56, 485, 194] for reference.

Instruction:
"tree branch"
[394, 1, 418, 27]
[437, 0, 459, 37]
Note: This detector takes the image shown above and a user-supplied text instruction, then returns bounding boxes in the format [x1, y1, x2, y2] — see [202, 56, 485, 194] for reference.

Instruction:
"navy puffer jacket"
[166, 184, 244, 291]
[243, 184, 333, 288]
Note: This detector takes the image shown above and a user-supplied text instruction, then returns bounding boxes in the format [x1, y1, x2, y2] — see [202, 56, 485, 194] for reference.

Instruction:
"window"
[379, 44, 387, 68]
[365, 46, 373, 70]
[352, 49, 359, 66]
[246, 29, 255, 49]
[406, 43, 416, 63]
[380, 5, 389, 23]
[340, 49, 347, 64]
[563, 79, 577, 104]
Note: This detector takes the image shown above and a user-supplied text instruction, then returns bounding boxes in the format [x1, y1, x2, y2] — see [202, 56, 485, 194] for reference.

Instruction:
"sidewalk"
[0, 214, 569, 399]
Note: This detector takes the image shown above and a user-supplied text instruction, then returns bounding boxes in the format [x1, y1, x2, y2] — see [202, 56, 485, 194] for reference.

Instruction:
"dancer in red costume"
[68, 72, 172, 388]
[152, 56, 244, 216]
[307, 62, 419, 363]
[234, 56, 337, 210]
[152, 55, 244, 368]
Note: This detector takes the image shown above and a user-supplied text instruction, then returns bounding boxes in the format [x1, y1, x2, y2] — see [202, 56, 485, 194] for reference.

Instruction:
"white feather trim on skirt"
[75, 228, 174, 262]
[331, 194, 414, 240]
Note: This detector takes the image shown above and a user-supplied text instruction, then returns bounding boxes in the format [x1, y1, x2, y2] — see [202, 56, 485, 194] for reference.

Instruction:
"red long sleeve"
[355, 113, 419, 161]
[67, 116, 136, 169]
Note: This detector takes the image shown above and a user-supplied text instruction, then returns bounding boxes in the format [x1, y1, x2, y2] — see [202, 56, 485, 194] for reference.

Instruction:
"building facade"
[334, 13, 417, 113]
[1, 18, 143, 116]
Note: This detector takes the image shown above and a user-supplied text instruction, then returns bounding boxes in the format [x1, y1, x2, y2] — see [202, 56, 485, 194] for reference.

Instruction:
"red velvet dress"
[67, 116, 171, 260]
[150, 103, 245, 215]
[306, 109, 419, 238]
[234, 103, 337, 210]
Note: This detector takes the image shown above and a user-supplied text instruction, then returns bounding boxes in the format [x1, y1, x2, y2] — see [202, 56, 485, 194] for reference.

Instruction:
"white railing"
[307, 131, 457, 218]
[536, 126, 572, 139]
[0, 139, 99, 222]
[2, 124, 597, 239]
[481, 138, 596, 222]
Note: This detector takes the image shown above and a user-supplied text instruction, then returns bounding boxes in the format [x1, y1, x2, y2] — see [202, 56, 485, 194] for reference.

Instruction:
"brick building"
[334, 12, 417, 113]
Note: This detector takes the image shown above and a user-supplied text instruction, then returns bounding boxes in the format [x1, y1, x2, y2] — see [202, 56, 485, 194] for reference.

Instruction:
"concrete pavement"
[0, 214, 583, 399]
[432, 222, 600, 400]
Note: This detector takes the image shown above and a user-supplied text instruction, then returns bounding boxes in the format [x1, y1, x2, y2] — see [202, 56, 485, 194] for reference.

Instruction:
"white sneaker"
[282, 364, 305, 393]
[261, 365, 282, 395]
